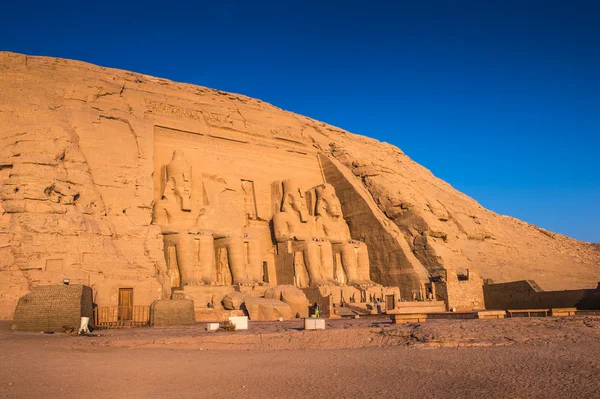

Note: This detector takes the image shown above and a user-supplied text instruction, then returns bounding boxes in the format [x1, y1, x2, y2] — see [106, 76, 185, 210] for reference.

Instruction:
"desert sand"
[1, 317, 600, 398]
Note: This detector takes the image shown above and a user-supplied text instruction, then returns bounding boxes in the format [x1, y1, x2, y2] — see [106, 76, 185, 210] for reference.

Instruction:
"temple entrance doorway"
[386, 295, 395, 311]
[118, 288, 133, 321]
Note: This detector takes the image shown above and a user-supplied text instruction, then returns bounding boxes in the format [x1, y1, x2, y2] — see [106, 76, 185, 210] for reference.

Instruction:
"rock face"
[0, 52, 598, 319]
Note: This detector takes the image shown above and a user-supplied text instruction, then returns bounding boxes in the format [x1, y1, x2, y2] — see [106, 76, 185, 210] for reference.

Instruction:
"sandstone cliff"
[0, 52, 597, 318]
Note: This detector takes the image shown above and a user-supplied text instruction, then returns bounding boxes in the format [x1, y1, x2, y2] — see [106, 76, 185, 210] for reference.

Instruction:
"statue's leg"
[246, 238, 263, 283]
[339, 242, 359, 285]
[301, 242, 327, 287]
[356, 242, 372, 283]
[225, 237, 251, 286]
[319, 241, 337, 284]
[197, 234, 216, 285]
[163, 234, 180, 288]
[175, 234, 197, 286]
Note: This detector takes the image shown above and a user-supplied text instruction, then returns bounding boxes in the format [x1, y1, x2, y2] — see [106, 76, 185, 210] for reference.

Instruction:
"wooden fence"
[94, 306, 149, 329]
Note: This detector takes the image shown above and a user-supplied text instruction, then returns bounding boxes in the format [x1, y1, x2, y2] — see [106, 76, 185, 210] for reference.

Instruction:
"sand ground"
[1, 316, 600, 399]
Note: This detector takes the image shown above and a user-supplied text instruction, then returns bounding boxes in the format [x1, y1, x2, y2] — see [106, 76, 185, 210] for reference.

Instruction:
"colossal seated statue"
[152, 150, 213, 287]
[273, 179, 337, 287]
[314, 184, 377, 288]
[152, 150, 263, 288]
[198, 183, 263, 287]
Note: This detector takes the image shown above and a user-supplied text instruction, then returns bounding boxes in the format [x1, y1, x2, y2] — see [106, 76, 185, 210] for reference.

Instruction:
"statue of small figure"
[273, 179, 337, 287]
[241, 180, 258, 221]
[314, 184, 377, 288]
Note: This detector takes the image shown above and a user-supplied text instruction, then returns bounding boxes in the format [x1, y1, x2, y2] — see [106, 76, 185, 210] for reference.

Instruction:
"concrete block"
[228, 316, 248, 330]
[304, 317, 326, 330]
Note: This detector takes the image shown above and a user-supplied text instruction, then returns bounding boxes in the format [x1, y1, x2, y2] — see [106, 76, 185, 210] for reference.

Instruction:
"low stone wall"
[150, 299, 196, 326]
[435, 269, 485, 311]
[484, 280, 600, 310]
[11, 284, 93, 332]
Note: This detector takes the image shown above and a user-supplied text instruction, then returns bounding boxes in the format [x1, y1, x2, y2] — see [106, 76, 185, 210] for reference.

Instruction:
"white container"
[206, 323, 220, 331]
[78, 317, 90, 334]
[304, 318, 326, 330]
[228, 316, 249, 330]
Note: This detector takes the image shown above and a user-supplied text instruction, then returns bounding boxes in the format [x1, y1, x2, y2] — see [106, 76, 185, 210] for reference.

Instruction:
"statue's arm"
[152, 201, 168, 226]
[343, 221, 353, 241]
[314, 217, 326, 237]
[312, 217, 329, 242]
[273, 213, 292, 242]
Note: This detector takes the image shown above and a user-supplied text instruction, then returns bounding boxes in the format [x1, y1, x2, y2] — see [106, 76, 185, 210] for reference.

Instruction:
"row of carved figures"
[152, 150, 378, 289]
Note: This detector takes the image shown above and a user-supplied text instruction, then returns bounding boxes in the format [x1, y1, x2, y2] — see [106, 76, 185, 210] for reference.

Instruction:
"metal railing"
[94, 306, 149, 329]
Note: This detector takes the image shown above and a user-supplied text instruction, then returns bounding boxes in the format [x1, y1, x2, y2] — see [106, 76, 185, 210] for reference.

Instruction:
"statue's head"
[315, 184, 342, 218]
[281, 179, 309, 222]
[165, 150, 192, 211]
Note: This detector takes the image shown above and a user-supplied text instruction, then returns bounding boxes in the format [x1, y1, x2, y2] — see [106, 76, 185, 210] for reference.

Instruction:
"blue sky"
[2, 0, 599, 242]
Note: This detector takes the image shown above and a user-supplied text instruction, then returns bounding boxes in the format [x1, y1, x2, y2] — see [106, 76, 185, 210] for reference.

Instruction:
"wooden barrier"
[94, 306, 149, 329]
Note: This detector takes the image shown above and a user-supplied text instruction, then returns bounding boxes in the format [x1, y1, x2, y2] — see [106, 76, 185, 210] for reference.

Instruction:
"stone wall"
[11, 284, 93, 332]
[150, 299, 196, 326]
[484, 280, 600, 310]
[435, 269, 485, 311]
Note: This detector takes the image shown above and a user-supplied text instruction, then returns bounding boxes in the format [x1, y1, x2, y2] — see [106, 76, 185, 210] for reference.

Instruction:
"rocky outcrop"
[0, 52, 597, 318]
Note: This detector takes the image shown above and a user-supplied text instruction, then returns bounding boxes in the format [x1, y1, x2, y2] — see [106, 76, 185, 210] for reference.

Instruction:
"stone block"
[222, 292, 246, 310]
[150, 299, 195, 327]
[550, 307, 577, 317]
[243, 297, 293, 321]
[391, 313, 427, 324]
[264, 285, 309, 318]
[475, 310, 506, 319]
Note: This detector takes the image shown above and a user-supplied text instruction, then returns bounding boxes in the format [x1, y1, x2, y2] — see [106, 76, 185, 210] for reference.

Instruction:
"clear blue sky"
[2, 0, 599, 242]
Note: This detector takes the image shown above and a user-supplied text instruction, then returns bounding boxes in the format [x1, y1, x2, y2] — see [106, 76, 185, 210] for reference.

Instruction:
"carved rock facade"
[0, 52, 598, 319]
